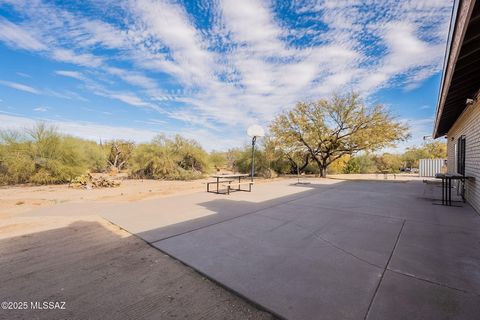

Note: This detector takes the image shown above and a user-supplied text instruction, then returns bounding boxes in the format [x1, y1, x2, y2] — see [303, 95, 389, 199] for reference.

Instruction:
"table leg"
[441, 178, 445, 205]
[448, 178, 451, 206]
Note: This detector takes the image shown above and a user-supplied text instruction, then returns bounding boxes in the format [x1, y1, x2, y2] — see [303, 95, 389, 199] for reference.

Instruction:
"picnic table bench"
[207, 174, 253, 195]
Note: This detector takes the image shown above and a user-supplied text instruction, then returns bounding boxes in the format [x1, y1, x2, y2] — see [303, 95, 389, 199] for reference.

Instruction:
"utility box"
[419, 159, 446, 177]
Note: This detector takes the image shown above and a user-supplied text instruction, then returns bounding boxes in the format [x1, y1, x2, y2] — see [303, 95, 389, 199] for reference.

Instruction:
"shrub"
[343, 155, 377, 174]
[130, 135, 209, 180]
[233, 147, 272, 177]
[0, 123, 108, 185]
[374, 153, 403, 173]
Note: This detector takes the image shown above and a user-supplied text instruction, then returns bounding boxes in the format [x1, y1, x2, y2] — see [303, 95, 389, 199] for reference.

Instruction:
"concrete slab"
[21, 178, 480, 319]
[255, 203, 403, 268]
[367, 271, 480, 320]
[389, 221, 480, 295]
[154, 204, 405, 320]
[148, 180, 480, 319]
[287, 182, 480, 229]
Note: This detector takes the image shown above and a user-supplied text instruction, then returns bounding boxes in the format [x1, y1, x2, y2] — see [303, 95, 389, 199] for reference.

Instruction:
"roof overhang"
[434, 0, 479, 138]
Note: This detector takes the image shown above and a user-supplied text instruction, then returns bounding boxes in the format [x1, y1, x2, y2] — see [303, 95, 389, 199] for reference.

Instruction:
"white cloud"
[0, 0, 453, 149]
[0, 113, 158, 142]
[55, 70, 85, 81]
[52, 49, 103, 68]
[16, 72, 32, 78]
[44, 89, 88, 102]
[0, 113, 240, 150]
[0, 17, 46, 51]
[33, 107, 48, 112]
[105, 67, 157, 89]
[0, 80, 41, 94]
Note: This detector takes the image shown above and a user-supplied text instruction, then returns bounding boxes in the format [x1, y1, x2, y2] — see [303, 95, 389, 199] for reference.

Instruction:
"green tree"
[270, 92, 409, 177]
[343, 154, 376, 173]
[375, 153, 403, 173]
[402, 141, 447, 169]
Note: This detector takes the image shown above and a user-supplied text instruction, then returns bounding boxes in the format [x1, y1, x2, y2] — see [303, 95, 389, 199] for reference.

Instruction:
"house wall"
[447, 99, 480, 213]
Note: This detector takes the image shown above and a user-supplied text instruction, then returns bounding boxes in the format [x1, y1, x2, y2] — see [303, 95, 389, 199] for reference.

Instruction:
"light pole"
[247, 125, 265, 182]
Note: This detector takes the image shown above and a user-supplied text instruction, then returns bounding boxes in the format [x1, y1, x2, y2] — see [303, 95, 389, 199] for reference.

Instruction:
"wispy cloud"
[55, 70, 86, 81]
[33, 106, 48, 112]
[0, 0, 453, 149]
[16, 72, 31, 78]
[52, 49, 103, 68]
[0, 80, 40, 94]
[0, 113, 238, 150]
[0, 17, 46, 51]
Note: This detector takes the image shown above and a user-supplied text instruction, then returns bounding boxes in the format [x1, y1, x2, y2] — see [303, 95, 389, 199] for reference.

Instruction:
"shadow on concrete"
[137, 180, 338, 243]
[0, 220, 275, 320]
[130, 179, 480, 320]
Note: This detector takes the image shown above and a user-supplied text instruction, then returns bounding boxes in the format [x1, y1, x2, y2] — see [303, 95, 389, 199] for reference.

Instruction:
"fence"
[419, 158, 446, 177]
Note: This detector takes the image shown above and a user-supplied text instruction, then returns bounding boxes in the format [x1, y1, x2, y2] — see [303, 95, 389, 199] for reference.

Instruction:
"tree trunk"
[311, 156, 327, 178]
[299, 155, 310, 172]
[319, 166, 327, 178]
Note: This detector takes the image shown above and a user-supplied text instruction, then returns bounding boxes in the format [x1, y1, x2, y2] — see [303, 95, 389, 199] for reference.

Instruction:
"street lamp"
[247, 124, 265, 182]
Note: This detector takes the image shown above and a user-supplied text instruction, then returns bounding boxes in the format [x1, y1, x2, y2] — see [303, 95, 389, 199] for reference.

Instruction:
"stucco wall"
[447, 100, 480, 213]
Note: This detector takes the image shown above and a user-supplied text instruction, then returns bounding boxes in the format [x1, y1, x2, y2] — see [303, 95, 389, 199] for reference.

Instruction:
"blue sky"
[0, 0, 453, 151]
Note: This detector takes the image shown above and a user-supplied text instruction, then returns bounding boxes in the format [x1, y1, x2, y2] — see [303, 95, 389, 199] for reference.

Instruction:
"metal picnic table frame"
[206, 174, 252, 195]
[434, 173, 471, 206]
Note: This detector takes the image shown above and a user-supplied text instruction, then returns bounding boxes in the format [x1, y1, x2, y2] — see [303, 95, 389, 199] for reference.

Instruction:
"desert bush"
[0, 139, 35, 184]
[72, 138, 108, 172]
[234, 147, 270, 177]
[374, 153, 403, 173]
[209, 151, 227, 171]
[130, 134, 208, 180]
[0, 123, 108, 185]
[104, 140, 134, 171]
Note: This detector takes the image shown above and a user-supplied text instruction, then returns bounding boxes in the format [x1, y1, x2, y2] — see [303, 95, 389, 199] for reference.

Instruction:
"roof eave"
[433, 0, 476, 138]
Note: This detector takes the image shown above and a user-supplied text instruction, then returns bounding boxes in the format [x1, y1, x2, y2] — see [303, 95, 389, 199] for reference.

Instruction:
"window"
[457, 136, 466, 175]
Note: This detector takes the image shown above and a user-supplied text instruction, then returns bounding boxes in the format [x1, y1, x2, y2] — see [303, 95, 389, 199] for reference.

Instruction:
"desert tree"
[270, 135, 311, 175]
[270, 92, 409, 177]
[105, 140, 135, 171]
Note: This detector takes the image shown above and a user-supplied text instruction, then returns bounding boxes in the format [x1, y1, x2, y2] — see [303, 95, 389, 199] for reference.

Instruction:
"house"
[434, 0, 480, 213]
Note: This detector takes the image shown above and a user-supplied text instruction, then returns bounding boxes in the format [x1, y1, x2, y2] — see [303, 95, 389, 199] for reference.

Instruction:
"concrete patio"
[25, 178, 480, 319]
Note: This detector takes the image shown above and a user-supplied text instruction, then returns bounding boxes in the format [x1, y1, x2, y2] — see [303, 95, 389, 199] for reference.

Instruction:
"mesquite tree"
[270, 92, 409, 177]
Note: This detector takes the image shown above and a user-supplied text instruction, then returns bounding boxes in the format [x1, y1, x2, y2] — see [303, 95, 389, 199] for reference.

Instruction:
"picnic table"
[434, 173, 471, 206]
[207, 174, 253, 195]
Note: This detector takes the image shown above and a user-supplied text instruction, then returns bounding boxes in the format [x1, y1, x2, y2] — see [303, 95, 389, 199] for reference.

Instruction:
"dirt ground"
[0, 177, 287, 219]
[0, 179, 207, 219]
[0, 215, 275, 320]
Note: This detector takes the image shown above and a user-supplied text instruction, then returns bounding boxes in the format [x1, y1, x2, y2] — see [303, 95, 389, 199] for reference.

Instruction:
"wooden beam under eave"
[434, 0, 477, 138]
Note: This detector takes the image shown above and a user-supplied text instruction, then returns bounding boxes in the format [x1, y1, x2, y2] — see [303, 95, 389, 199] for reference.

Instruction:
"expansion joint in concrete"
[363, 219, 406, 320]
